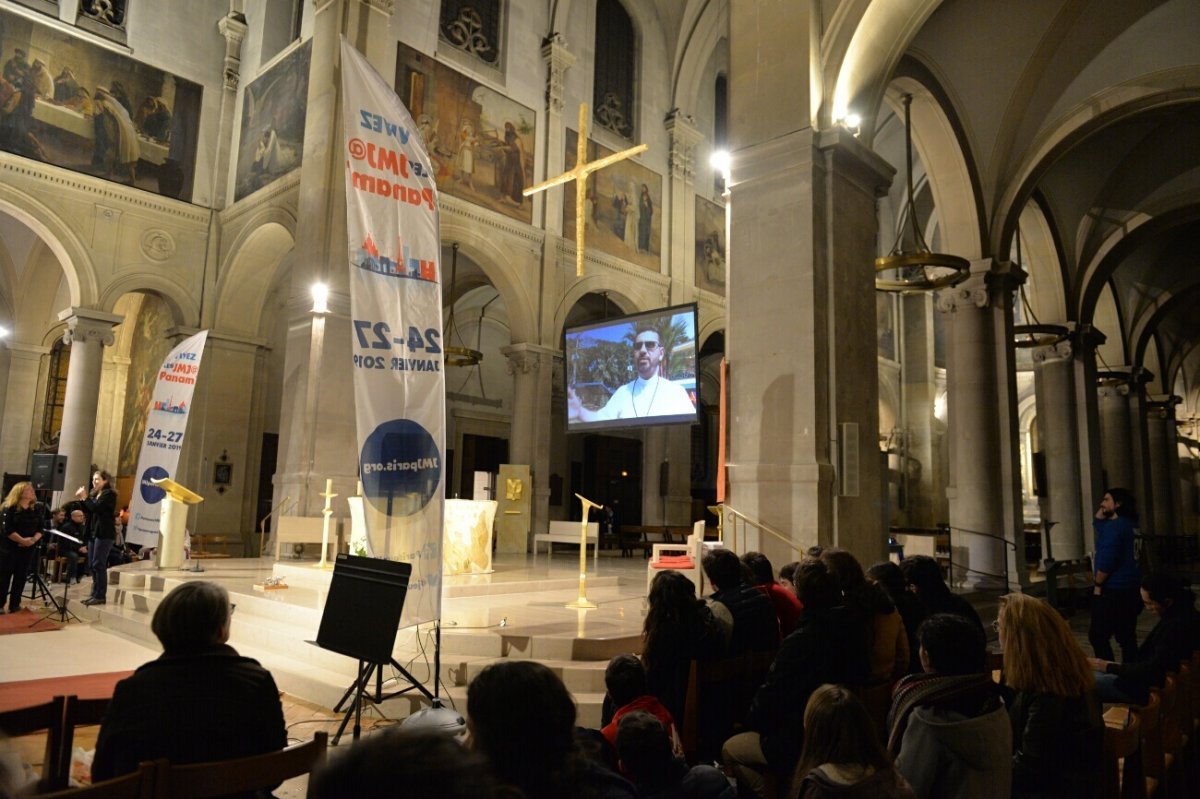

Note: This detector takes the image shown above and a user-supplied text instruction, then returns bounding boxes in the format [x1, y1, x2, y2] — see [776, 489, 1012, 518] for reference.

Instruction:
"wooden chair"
[38, 761, 158, 799]
[1102, 710, 1142, 799]
[0, 695, 68, 791]
[151, 731, 328, 799]
[1156, 674, 1185, 797]
[681, 654, 746, 763]
[1139, 689, 1165, 798]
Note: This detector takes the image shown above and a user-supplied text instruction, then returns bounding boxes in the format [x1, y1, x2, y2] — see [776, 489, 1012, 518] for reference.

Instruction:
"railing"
[257, 495, 295, 557]
[717, 504, 808, 557]
[943, 524, 1017, 592]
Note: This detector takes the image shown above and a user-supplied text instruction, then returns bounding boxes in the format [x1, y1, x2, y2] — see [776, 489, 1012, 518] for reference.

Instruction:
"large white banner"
[126, 330, 209, 547]
[340, 38, 445, 628]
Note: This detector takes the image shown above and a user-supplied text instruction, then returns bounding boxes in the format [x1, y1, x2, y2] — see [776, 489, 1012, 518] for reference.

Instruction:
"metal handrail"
[257, 495, 295, 557]
[944, 524, 1015, 592]
[719, 504, 806, 555]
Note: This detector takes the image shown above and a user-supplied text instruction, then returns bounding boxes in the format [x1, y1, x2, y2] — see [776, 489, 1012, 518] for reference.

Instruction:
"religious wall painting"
[564, 128, 662, 271]
[118, 293, 176, 477]
[694, 196, 726, 295]
[394, 42, 535, 225]
[0, 8, 202, 199]
[234, 40, 311, 202]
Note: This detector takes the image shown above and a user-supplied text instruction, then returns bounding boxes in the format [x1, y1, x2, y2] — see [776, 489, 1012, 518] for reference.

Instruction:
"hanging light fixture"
[1009, 221, 1069, 348]
[875, 94, 970, 293]
[443, 243, 483, 367]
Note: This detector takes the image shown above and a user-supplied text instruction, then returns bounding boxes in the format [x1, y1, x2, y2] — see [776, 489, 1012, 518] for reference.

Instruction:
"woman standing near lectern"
[0, 481, 45, 613]
[77, 470, 117, 606]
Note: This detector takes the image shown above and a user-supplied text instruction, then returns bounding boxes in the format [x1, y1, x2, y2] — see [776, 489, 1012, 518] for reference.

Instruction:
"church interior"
[2, 0, 1200, 793]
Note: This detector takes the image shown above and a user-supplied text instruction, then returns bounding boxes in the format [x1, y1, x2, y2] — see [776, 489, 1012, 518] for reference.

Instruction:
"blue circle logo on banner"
[360, 419, 441, 514]
[140, 465, 170, 503]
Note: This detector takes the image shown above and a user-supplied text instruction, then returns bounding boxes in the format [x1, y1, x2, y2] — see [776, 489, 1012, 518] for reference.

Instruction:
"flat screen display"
[564, 304, 699, 432]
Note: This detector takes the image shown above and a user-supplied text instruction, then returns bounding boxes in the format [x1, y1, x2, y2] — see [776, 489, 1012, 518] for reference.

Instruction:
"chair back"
[0, 695, 67, 791]
[1140, 690, 1164, 784]
[1102, 711, 1142, 799]
[38, 761, 158, 799]
[152, 732, 328, 799]
[682, 653, 756, 763]
[1158, 674, 1183, 754]
[1182, 658, 1200, 734]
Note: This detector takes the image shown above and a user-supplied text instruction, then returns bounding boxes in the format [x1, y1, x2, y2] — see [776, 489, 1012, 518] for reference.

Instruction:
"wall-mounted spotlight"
[311, 282, 329, 314]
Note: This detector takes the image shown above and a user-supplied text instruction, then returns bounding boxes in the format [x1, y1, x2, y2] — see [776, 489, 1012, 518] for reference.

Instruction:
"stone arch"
[550, 273, 655, 342]
[1015, 194, 1068, 324]
[671, 0, 728, 113]
[98, 272, 196, 328]
[697, 315, 725, 352]
[213, 208, 298, 335]
[0, 185, 97, 309]
[438, 218, 537, 344]
[1129, 285, 1200, 368]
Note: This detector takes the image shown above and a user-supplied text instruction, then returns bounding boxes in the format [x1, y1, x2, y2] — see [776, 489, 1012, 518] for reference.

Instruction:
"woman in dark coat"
[76, 469, 117, 606]
[0, 481, 46, 613]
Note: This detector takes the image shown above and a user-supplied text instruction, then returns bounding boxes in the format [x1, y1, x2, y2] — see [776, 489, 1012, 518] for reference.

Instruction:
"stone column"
[1128, 370, 1156, 534]
[0, 343, 50, 473]
[210, 11, 248, 209]
[1032, 337, 1084, 560]
[937, 262, 1026, 588]
[900, 293, 938, 528]
[57, 308, 123, 495]
[1072, 325, 1106, 543]
[1146, 396, 1181, 535]
[502, 343, 558, 543]
[1097, 378, 1134, 490]
[665, 111, 703, 296]
[726, 125, 892, 568]
[538, 34, 575, 234]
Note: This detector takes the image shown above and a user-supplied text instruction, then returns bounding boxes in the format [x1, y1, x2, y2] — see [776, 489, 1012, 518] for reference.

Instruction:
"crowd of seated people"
[20, 545, 1198, 799]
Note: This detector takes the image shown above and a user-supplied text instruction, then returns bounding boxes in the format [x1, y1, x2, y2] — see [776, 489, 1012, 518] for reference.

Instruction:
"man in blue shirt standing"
[1089, 488, 1141, 662]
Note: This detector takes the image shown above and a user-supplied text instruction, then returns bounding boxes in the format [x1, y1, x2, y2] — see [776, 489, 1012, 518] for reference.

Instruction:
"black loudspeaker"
[31, 454, 68, 491]
[316, 554, 411, 664]
[659, 461, 669, 497]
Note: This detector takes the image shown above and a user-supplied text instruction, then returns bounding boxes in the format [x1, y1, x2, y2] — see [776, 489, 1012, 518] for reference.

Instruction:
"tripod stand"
[21, 543, 55, 606]
[331, 657, 434, 745]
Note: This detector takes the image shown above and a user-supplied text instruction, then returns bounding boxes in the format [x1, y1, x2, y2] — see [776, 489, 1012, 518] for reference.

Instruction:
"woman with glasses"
[997, 593, 1102, 799]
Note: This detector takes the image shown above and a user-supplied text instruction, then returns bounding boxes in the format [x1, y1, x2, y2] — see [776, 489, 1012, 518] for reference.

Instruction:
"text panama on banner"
[340, 38, 445, 628]
[126, 330, 209, 547]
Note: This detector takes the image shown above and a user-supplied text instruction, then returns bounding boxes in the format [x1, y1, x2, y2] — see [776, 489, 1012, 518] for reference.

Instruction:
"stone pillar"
[726, 125, 892, 568]
[1072, 325, 1106, 545]
[57, 308, 123, 496]
[1097, 378, 1134, 490]
[539, 34, 575, 234]
[937, 262, 1026, 588]
[1032, 337, 1084, 560]
[274, 0, 390, 515]
[211, 11, 248, 209]
[0, 343, 49, 474]
[665, 111, 703, 296]
[502, 343, 558, 543]
[1146, 397, 1181, 535]
[900, 293, 938, 528]
[1128, 370, 1156, 534]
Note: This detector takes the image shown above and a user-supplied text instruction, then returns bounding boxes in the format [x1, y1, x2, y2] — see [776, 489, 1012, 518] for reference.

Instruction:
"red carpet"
[0, 671, 134, 713]
[0, 609, 62, 635]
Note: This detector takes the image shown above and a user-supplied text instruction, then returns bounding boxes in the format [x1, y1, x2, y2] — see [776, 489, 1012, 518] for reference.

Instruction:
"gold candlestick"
[317, 478, 337, 569]
[567, 493, 602, 609]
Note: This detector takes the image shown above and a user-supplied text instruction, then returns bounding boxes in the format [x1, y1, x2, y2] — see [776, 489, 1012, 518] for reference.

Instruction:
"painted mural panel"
[694, 195, 725, 295]
[234, 40, 311, 202]
[0, 9, 202, 199]
[395, 43, 535, 224]
[563, 128, 661, 271]
[119, 294, 175, 477]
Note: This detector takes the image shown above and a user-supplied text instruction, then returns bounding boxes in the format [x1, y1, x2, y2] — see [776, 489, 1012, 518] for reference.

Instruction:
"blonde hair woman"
[997, 593, 1103, 798]
[0, 481, 46, 613]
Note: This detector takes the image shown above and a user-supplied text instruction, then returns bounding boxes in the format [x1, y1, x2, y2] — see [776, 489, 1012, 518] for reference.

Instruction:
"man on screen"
[568, 327, 696, 422]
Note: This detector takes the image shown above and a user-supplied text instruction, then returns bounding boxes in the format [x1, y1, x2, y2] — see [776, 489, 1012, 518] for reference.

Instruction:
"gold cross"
[523, 103, 648, 276]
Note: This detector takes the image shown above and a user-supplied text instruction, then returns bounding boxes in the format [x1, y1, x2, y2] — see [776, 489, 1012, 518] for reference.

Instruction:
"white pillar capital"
[57, 307, 123, 346]
[1032, 340, 1073, 365]
[665, 110, 704, 183]
[501, 343, 559, 375]
[541, 34, 576, 114]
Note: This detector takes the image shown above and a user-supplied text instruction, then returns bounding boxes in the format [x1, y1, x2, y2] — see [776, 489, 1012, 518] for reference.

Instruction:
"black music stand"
[33, 530, 83, 626]
[314, 554, 433, 744]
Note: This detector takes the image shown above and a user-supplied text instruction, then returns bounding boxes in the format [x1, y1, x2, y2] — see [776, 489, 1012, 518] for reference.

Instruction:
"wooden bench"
[273, 516, 341, 561]
[533, 521, 599, 564]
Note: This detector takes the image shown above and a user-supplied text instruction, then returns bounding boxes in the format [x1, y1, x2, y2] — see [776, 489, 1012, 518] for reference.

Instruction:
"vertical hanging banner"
[340, 38, 445, 628]
[126, 330, 209, 547]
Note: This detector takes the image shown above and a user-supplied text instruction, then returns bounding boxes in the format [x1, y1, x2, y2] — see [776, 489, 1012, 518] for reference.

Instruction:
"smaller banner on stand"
[126, 330, 209, 547]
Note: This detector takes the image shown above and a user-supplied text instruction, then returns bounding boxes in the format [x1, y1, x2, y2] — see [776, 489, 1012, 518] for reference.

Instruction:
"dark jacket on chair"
[710, 584, 780, 654]
[1104, 601, 1200, 703]
[1008, 689, 1103, 798]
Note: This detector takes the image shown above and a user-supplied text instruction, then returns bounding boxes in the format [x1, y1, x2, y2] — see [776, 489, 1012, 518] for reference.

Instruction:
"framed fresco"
[0, 8, 203, 199]
[234, 40, 311, 202]
[694, 195, 726, 295]
[563, 128, 661, 271]
[394, 42, 535, 225]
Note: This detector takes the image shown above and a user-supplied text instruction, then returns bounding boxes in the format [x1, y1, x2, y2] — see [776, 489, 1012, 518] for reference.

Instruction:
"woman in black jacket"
[0, 481, 46, 613]
[998, 593, 1102, 798]
[76, 469, 117, 606]
[1089, 572, 1200, 703]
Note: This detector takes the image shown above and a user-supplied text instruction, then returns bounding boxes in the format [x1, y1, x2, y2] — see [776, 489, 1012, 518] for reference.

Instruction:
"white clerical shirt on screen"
[590, 374, 695, 420]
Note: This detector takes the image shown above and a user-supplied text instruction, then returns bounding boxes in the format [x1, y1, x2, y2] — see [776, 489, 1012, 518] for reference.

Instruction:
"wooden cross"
[523, 103, 648, 276]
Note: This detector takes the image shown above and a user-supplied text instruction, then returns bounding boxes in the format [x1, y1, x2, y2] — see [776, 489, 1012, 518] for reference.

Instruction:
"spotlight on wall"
[840, 112, 862, 136]
[0, 324, 9, 339]
[709, 149, 731, 184]
[311, 282, 329, 314]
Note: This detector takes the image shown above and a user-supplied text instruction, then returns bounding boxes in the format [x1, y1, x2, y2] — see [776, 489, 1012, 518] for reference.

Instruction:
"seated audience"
[92, 581, 286, 789]
[308, 728, 495, 798]
[888, 613, 1010, 799]
[868, 561, 925, 674]
[615, 711, 734, 799]
[743, 551, 803, 636]
[643, 570, 727, 726]
[703, 548, 780, 654]
[55, 507, 90, 584]
[788, 684, 915, 799]
[779, 561, 801, 595]
[898, 555, 983, 633]
[601, 654, 682, 758]
[467, 660, 636, 799]
[997, 593, 1102, 799]
[1088, 572, 1200, 704]
[723, 559, 871, 798]
[823, 549, 908, 684]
